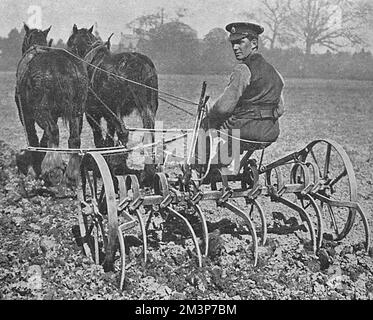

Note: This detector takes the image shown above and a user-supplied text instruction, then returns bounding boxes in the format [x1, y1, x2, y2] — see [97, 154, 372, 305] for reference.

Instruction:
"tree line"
[1, 0, 372, 80]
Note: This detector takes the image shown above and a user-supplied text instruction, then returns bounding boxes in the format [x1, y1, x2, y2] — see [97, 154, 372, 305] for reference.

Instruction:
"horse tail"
[53, 55, 87, 126]
[146, 73, 158, 118]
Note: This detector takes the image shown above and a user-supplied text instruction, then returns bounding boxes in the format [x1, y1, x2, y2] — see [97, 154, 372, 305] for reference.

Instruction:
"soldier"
[201, 22, 285, 174]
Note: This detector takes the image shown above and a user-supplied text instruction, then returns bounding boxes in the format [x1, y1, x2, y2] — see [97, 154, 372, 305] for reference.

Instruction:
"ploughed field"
[0, 71, 372, 300]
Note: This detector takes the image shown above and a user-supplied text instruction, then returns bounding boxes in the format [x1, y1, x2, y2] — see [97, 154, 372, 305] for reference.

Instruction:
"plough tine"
[167, 206, 203, 268]
[274, 196, 317, 254]
[252, 199, 267, 246]
[194, 204, 209, 256]
[221, 201, 258, 267]
[305, 194, 324, 251]
[134, 208, 147, 263]
[312, 193, 370, 252]
[356, 203, 370, 252]
[118, 226, 126, 291]
[75, 183, 93, 261]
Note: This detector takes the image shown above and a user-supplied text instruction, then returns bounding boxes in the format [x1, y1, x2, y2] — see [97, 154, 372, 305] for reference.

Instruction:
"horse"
[15, 23, 89, 185]
[66, 25, 158, 184]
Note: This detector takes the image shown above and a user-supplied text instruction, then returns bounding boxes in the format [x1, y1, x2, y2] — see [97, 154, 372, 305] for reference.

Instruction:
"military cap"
[225, 22, 264, 41]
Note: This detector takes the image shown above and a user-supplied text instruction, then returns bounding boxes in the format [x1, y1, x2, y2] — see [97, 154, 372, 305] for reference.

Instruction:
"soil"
[1, 140, 373, 300]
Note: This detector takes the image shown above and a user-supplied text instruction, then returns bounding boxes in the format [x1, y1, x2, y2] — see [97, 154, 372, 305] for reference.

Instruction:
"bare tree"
[258, 0, 292, 49]
[127, 10, 165, 37]
[286, 0, 372, 55]
[127, 7, 190, 37]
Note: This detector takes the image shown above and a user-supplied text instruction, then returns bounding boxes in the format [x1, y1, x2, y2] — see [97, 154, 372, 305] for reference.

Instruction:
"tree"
[127, 10, 165, 38]
[201, 28, 235, 73]
[93, 22, 103, 42]
[127, 7, 190, 38]
[286, 0, 372, 55]
[138, 21, 201, 73]
[0, 27, 24, 70]
[257, 0, 292, 49]
[55, 39, 66, 49]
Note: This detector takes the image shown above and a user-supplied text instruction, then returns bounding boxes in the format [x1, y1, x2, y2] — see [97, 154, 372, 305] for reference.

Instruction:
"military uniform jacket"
[210, 52, 285, 143]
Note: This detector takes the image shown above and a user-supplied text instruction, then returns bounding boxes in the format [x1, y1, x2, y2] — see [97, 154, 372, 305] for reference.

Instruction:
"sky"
[0, 0, 372, 49]
[0, 0, 261, 43]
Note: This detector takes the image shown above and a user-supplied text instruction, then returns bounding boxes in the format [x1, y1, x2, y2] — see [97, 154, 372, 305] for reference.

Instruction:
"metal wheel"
[300, 139, 358, 240]
[78, 152, 118, 272]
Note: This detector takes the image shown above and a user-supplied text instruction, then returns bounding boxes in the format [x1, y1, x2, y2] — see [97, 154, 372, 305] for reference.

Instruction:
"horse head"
[22, 23, 51, 54]
[67, 24, 97, 57]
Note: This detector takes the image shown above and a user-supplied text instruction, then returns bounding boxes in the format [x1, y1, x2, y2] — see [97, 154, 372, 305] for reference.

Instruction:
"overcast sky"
[0, 0, 261, 42]
[1, 0, 372, 49]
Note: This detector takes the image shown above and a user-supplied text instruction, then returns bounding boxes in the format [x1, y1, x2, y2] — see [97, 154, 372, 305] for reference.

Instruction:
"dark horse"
[15, 23, 88, 184]
[66, 25, 158, 183]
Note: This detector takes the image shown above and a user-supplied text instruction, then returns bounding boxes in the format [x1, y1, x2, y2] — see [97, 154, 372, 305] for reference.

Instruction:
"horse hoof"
[45, 167, 65, 186]
[65, 156, 81, 185]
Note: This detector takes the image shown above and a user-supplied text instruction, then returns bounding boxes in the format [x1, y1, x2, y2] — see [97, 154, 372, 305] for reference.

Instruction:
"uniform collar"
[243, 51, 261, 63]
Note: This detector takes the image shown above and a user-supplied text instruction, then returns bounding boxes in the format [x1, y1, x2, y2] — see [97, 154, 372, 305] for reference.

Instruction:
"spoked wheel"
[299, 139, 358, 241]
[77, 152, 118, 272]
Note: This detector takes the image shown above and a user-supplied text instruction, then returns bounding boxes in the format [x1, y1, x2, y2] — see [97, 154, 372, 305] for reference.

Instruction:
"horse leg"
[140, 106, 156, 186]
[39, 114, 64, 184]
[86, 111, 104, 148]
[105, 119, 116, 147]
[37, 113, 58, 175]
[108, 117, 130, 174]
[65, 116, 83, 185]
[18, 115, 42, 177]
[15, 92, 43, 177]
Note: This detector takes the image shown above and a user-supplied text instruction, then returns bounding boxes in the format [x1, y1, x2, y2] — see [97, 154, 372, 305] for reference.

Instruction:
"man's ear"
[251, 38, 258, 49]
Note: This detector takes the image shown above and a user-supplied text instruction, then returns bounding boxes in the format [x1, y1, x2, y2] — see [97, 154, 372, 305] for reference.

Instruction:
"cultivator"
[73, 82, 371, 290]
[17, 43, 371, 291]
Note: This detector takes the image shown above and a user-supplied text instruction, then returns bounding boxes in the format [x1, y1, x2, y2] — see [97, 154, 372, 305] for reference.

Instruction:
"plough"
[71, 82, 370, 290]
[17, 35, 370, 291]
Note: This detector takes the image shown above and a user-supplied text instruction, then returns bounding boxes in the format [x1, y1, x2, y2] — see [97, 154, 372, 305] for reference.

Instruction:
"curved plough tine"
[305, 194, 324, 251]
[167, 206, 203, 268]
[134, 208, 147, 263]
[356, 203, 370, 252]
[221, 201, 259, 266]
[252, 199, 267, 246]
[274, 196, 317, 254]
[193, 204, 209, 257]
[118, 226, 127, 291]
[311, 193, 370, 252]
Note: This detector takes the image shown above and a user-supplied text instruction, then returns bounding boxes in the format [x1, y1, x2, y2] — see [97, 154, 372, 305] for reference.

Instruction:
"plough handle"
[187, 81, 209, 165]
